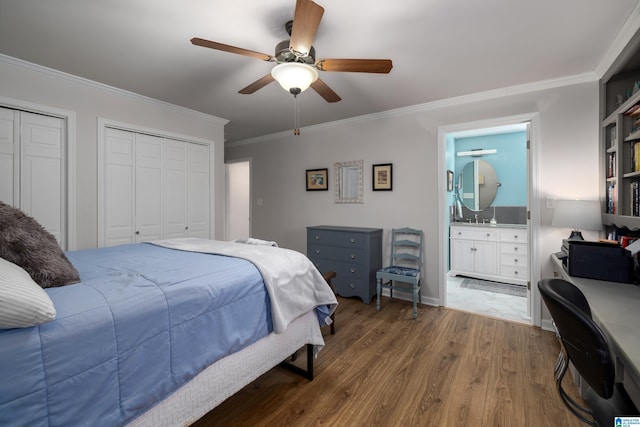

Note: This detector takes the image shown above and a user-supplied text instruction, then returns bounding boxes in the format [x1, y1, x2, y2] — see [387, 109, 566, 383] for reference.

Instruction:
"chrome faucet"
[474, 214, 478, 223]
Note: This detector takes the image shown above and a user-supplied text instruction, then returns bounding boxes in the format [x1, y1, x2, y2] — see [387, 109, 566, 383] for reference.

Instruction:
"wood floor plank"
[193, 296, 586, 427]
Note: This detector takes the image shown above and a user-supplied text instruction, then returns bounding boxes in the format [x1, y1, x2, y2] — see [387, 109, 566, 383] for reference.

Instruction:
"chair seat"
[377, 266, 419, 278]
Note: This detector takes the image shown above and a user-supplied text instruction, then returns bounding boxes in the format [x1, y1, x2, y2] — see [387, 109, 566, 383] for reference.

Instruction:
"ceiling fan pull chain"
[293, 94, 300, 135]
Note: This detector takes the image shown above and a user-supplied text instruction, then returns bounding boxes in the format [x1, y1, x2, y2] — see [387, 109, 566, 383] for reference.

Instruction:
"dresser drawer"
[450, 226, 498, 241]
[499, 228, 527, 243]
[308, 245, 367, 265]
[500, 242, 528, 256]
[307, 229, 368, 249]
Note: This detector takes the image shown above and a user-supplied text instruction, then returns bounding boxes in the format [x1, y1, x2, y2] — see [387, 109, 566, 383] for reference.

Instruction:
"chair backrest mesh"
[538, 278, 615, 399]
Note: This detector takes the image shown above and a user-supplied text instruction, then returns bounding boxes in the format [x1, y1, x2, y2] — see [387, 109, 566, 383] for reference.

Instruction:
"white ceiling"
[0, 0, 639, 143]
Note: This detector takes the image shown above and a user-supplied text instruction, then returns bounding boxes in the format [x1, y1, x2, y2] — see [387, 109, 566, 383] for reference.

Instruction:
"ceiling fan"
[191, 0, 393, 103]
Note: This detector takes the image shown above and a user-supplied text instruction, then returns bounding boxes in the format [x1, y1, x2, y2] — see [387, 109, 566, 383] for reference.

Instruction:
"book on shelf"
[608, 181, 617, 214]
[635, 142, 640, 172]
[610, 125, 617, 148]
[632, 181, 640, 216]
[607, 152, 616, 178]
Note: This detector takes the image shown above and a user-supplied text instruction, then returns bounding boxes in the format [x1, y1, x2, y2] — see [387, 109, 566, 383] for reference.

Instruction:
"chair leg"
[412, 283, 419, 320]
[555, 345, 596, 426]
[376, 278, 381, 311]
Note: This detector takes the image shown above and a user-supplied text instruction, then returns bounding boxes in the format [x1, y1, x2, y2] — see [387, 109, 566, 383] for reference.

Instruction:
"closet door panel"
[20, 112, 63, 244]
[163, 139, 187, 239]
[135, 134, 163, 242]
[187, 143, 209, 238]
[104, 128, 134, 246]
[0, 107, 17, 205]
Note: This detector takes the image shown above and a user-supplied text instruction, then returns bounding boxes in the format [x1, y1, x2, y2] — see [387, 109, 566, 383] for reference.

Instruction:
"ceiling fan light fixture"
[271, 62, 318, 95]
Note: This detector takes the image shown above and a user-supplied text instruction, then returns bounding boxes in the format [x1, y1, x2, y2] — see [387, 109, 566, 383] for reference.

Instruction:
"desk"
[550, 254, 640, 408]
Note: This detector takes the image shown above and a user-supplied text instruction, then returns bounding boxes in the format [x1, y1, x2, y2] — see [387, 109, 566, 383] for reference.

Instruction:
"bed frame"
[127, 307, 324, 425]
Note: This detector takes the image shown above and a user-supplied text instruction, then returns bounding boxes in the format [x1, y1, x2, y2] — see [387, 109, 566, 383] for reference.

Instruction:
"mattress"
[0, 243, 271, 426]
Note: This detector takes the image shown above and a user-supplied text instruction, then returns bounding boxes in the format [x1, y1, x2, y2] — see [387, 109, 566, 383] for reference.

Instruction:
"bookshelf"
[601, 30, 640, 231]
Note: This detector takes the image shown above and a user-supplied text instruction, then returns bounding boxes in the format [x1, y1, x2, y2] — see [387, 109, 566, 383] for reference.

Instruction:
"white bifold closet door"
[0, 107, 65, 246]
[103, 127, 209, 247]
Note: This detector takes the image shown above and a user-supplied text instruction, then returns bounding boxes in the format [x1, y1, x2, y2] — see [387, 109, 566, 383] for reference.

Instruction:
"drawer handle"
[514, 259, 518, 263]
[350, 254, 356, 259]
[350, 238, 356, 243]
[514, 247, 518, 251]
[458, 232, 462, 235]
[514, 235, 519, 239]
[350, 268, 356, 273]
[350, 283, 356, 289]
[486, 233, 490, 237]
[315, 249, 321, 254]
[514, 271, 519, 275]
[315, 235, 319, 240]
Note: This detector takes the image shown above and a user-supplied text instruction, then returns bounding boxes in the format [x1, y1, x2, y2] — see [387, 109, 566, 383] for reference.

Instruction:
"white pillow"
[0, 257, 57, 329]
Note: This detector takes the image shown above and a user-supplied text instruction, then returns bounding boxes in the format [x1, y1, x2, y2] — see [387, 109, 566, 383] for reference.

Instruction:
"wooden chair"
[376, 228, 423, 319]
[323, 270, 337, 334]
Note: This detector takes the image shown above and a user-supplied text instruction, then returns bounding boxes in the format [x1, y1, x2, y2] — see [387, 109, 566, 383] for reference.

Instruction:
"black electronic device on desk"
[561, 239, 634, 284]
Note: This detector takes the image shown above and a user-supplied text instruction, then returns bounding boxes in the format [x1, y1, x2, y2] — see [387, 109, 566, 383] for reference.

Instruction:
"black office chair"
[538, 278, 638, 426]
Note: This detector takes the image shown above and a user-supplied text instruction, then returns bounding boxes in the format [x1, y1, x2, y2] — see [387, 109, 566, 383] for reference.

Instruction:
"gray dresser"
[307, 225, 383, 303]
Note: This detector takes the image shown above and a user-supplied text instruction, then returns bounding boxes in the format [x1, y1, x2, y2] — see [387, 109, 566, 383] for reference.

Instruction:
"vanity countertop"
[450, 222, 526, 229]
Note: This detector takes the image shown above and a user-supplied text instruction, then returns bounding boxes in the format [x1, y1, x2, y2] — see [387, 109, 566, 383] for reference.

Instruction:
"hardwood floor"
[193, 296, 586, 427]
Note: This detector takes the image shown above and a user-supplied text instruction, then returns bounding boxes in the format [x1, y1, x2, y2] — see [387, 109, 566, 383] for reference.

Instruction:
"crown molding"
[0, 54, 229, 126]
[595, 2, 640, 79]
[228, 72, 596, 147]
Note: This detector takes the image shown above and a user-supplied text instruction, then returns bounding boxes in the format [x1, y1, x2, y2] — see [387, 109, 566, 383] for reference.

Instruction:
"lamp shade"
[271, 63, 319, 94]
[552, 200, 602, 231]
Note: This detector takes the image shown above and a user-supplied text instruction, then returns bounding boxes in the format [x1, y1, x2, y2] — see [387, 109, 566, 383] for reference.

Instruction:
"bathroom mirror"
[335, 160, 364, 204]
[458, 159, 499, 211]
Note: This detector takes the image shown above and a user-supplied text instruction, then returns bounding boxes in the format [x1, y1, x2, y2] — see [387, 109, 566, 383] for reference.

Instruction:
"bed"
[0, 235, 337, 427]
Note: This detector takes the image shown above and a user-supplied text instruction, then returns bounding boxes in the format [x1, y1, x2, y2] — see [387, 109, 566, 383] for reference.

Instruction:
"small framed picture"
[447, 170, 454, 192]
[306, 168, 328, 191]
[372, 163, 392, 191]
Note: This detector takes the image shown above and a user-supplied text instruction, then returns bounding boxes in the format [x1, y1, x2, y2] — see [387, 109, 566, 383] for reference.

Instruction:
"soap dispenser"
[490, 206, 497, 225]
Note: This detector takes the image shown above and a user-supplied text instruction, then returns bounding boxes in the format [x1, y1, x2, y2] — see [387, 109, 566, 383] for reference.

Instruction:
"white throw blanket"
[149, 238, 337, 334]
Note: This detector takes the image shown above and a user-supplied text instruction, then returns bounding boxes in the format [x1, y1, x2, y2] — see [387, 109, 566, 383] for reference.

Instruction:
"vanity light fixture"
[457, 149, 497, 157]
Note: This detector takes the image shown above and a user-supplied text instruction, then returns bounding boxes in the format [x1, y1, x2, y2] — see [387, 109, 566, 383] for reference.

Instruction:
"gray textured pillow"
[0, 202, 80, 288]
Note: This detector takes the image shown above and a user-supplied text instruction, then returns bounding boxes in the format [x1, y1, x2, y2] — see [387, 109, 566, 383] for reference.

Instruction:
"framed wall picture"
[372, 163, 392, 191]
[447, 169, 454, 192]
[306, 168, 328, 191]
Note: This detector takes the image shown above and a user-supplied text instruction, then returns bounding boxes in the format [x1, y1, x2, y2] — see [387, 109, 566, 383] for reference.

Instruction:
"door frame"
[437, 112, 541, 327]
[0, 96, 77, 250]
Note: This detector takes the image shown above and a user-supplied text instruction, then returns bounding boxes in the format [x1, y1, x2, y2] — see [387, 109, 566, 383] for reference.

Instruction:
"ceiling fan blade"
[191, 37, 274, 62]
[238, 74, 275, 94]
[316, 59, 393, 74]
[289, 0, 324, 57]
[311, 78, 341, 103]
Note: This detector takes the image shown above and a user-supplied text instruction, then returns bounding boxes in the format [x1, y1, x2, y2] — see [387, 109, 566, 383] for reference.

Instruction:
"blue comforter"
[0, 243, 272, 426]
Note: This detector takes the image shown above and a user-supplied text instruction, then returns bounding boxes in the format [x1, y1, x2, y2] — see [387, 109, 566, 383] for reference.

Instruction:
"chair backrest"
[389, 227, 423, 270]
[538, 278, 615, 399]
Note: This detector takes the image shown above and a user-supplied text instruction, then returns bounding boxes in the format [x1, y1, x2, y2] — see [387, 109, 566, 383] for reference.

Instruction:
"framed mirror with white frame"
[335, 160, 364, 204]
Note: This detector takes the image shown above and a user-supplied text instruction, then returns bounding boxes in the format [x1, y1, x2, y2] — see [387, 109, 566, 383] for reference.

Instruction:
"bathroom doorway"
[438, 114, 540, 325]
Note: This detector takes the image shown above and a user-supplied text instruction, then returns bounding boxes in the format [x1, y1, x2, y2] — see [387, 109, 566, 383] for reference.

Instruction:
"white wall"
[225, 80, 600, 312]
[0, 56, 227, 249]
